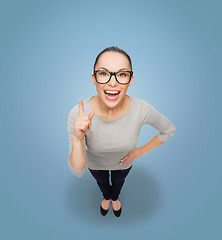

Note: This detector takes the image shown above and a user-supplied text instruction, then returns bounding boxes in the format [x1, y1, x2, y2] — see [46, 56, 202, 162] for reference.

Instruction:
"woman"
[67, 46, 176, 217]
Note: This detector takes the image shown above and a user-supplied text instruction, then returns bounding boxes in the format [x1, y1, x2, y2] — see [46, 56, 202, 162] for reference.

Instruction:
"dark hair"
[93, 46, 132, 72]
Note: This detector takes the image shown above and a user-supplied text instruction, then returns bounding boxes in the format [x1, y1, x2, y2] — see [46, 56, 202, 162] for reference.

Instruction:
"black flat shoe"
[113, 206, 122, 217]
[100, 205, 109, 216]
[112, 198, 122, 217]
[100, 199, 110, 216]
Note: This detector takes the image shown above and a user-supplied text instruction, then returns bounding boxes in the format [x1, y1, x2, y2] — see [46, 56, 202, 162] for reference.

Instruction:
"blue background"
[1, 0, 221, 239]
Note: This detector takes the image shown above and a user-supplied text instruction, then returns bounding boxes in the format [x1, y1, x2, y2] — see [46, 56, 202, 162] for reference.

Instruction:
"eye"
[98, 71, 108, 76]
[118, 72, 127, 78]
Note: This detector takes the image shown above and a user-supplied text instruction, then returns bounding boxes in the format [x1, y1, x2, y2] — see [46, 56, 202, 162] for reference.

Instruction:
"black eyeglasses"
[93, 70, 133, 84]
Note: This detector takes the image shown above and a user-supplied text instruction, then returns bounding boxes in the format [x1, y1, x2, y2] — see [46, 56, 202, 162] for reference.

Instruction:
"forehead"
[97, 51, 130, 70]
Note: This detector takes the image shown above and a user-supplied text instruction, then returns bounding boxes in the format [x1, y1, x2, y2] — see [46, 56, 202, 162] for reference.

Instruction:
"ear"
[128, 75, 134, 87]
[92, 73, 96, 86]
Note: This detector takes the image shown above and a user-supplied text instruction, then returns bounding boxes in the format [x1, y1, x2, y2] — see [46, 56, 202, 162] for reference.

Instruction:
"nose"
[108, 74, 117, 86]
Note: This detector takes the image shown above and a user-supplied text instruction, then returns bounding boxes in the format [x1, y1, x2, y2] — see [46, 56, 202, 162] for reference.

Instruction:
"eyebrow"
[98, 67, 130, 71]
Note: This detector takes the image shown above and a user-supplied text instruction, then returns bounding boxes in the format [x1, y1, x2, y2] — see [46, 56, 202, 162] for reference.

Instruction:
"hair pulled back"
[93, 46, 132, 72]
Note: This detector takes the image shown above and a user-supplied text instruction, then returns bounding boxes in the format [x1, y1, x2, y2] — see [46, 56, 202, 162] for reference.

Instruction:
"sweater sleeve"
[141, 100, 176, 142]
[67, 106, 87, 177]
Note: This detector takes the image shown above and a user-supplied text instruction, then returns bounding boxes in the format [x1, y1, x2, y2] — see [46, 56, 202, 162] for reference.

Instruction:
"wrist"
[138, 146, 146, 156]
[72, 135, 84, 143]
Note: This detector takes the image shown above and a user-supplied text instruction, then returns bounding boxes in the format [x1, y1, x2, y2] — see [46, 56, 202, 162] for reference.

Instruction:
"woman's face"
[92, 51, 134, 109]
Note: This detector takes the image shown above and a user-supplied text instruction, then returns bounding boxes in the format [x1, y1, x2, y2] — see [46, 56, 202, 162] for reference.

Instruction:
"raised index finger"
[78, 98, 84, 116]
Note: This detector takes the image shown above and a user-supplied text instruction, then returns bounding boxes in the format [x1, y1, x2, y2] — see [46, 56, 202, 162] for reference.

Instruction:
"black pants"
[89, 165, 133, 201]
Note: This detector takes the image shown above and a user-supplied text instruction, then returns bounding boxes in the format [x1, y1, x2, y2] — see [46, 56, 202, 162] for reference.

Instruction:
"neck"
[97, 95, 129, 117]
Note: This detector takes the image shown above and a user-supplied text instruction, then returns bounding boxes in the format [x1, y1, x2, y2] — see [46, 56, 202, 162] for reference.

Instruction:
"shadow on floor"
[66, 164, 163, 226]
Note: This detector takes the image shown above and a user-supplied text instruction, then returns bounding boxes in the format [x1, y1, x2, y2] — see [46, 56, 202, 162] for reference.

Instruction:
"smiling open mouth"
[104, 90, 120, 96]
[104, 90, 121, 101]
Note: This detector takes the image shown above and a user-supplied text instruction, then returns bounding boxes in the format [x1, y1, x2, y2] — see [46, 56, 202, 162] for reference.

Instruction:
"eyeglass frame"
[93, 70, 133, 85]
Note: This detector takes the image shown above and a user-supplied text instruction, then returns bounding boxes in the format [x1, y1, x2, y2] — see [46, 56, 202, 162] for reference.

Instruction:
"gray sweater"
[67, 95, 176, 177]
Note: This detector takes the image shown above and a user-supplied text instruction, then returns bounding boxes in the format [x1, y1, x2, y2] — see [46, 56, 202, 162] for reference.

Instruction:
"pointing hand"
[74, 98, 95, 141]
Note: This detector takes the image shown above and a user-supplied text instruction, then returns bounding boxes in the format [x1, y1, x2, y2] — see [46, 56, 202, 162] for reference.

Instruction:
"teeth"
[105, 90, 120, 94]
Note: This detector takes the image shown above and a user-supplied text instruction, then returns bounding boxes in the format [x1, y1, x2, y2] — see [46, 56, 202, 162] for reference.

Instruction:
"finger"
[120, 158, 124, 164]
[121, 155, 129, 162]
[80, 126, 86, 132]
[81, 121, 89, 129]
[121, 159, 129, 164]
[78, 98, 84, 116]
[88, 111, 95, 121]
[76, 119, 88, 128]
[79, 124, 88, 131]
[88, 112, 95, 129]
